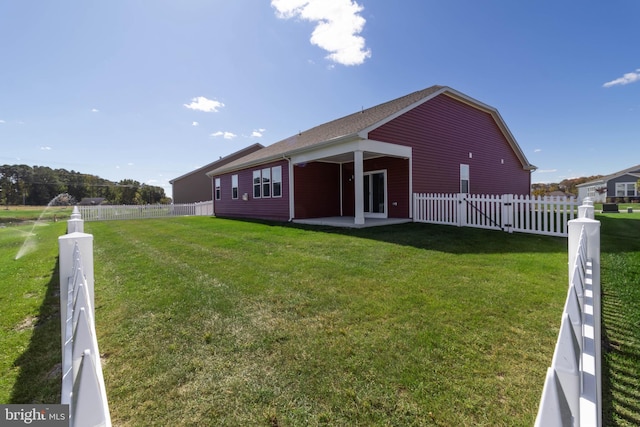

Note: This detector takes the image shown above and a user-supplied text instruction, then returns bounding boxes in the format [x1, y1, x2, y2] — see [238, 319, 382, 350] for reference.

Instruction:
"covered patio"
[292, 216, 412, 228]
[289, 137, 413, 226]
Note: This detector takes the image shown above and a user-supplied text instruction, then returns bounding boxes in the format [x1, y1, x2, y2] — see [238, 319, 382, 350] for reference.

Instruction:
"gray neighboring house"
[577, 164, 640, 203]
[170, 143, 264, 203]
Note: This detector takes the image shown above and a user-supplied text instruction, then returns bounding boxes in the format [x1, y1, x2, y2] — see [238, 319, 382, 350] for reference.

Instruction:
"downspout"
[284, 156, 294, 222]
[210, 176, 215, 216]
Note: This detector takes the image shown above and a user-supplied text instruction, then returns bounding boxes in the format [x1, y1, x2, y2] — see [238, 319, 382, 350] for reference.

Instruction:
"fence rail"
[413, 193, 577, 237]
[59, 207, 111, 427]
[78, 201, 213, 221]
[535, 199, 601, 426]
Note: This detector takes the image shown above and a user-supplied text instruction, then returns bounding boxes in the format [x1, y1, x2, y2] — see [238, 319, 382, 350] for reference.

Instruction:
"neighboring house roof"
[576, 164, 640, 187]
[206, 85, 536, 177]
[170, 143, 264, 183]
[78, 197, 105, 205]
[548, 191, 572, 197]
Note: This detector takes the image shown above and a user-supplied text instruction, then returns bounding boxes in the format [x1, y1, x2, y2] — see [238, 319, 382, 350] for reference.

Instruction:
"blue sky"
[1, 0, 639, 199]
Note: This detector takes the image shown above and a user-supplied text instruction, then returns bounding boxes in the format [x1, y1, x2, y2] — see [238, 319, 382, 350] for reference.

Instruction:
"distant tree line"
[531, 176, 603, 198]
[0, 164, 170, 206]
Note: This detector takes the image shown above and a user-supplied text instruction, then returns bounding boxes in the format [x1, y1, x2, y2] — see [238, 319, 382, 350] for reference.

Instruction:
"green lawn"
[1, 213, 637, 425]
[0, 206, 72, 224]
[0, 219, 67, 404]
[598, 212, 640, 426]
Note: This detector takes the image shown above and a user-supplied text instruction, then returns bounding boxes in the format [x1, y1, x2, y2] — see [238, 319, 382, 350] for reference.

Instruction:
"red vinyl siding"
[369, 94, 531, 195]
[212, 160, 290, 221]
[294, 162, 341, 219]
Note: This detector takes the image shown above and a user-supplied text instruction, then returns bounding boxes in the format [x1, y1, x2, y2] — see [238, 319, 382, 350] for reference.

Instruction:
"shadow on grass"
[598, 215, 640, 254]
[219, 216, 568, 255]
[10, 258, 62, 404]
[602, 301, 640, 425]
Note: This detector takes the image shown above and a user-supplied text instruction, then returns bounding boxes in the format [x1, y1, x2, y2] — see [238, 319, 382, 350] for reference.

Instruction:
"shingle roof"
[207, 85, 534, 175]
[171, 143, 264, 183]
[207, 86, 444, 175]
[576, 164, 640, 187]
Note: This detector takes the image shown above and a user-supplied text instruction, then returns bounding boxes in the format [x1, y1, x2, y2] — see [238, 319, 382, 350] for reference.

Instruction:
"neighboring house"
[78, 197, 105, 206]
[577, 164, 640, 203]
[206, 85, 537, 225]
[170, 143, 264, 203]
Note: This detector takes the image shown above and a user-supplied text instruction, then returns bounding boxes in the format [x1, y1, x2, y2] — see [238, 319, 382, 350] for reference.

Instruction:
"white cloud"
[91, 108, 99, 113]
[210, 131, 237, 140]
[534, 169, 558, 174]
[271, 0, 371, 66]
[0, 120, 5, 124]
[603, 69, 640, 87]
[40, 146, 52, 150]
[251, 128, 266, 138]
[534, 148, 542, 153]
[184, 96, 225, 112]
[192, 121, 199, 127]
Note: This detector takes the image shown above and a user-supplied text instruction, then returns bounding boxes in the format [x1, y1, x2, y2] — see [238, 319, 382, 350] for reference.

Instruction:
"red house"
[206, 86, 536, 226]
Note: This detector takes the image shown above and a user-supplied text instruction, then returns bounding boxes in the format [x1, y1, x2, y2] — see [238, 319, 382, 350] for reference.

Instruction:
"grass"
[93, 218, 566, 426]
[0, 218, 67, 404]
[0, 211, 637, 425]
[594, 202, 640, 212]
[0, 205, 73, 225]
[598, 212, 640, 426]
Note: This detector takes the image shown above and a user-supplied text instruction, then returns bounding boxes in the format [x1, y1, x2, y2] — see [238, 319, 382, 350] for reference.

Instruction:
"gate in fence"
[413, 193, 577, 237]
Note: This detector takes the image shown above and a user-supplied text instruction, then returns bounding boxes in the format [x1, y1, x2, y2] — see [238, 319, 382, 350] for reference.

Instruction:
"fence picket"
[413, 193, 577, 237]
[78, 201, 213, 221]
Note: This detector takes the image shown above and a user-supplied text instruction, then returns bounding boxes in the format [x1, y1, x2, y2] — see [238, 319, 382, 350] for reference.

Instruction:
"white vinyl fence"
[59, 207, 111, 427]
[78, 201, 213, 221]
[413, 193, 577, 237]
[535, 199, 601, 426]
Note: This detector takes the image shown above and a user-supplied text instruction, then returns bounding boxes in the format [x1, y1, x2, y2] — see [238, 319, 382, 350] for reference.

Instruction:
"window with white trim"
[253, 171, 261, 198]
[214, 178, 221, 200]
[232, 174, 238, 199]
[616, 182, 637, 197]
[272, 166, 282, 197]
[460, 164, 470, 193]
[252, 166, 283, 199]
[262, 168, 271, 197]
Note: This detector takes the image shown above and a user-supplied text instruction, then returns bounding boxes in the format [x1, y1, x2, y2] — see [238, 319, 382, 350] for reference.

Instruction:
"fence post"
[502, 194, 514, 233]
[567, 206, 601, 427]
[67, 206, 84, 233]
[457, 193, 466, 227]
[579, 197, 595, 220]
[58, 233, 94, 352]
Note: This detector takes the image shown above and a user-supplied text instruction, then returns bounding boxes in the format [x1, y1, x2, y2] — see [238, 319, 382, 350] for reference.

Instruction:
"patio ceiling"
[289, 138, 411, 166]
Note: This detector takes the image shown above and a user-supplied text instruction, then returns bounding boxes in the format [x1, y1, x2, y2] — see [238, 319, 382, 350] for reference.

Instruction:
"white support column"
[408, 156, 413, 219]
[354, 150, 365, 225]
[288, 158, 295, 221]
